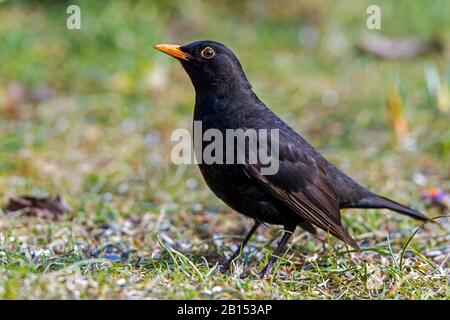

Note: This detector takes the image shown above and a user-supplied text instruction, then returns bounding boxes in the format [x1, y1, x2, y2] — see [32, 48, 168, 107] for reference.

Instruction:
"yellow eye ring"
[200, 47, 215, 59]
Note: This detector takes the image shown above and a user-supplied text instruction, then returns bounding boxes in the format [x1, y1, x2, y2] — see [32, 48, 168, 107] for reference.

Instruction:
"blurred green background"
[0, 0, 449, 299]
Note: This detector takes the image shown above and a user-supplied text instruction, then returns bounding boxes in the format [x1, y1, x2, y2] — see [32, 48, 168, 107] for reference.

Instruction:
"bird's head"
[154, 40, 252, 98]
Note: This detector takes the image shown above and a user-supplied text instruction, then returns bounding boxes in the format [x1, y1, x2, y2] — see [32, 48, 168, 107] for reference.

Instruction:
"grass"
[0, 0, 449, 299]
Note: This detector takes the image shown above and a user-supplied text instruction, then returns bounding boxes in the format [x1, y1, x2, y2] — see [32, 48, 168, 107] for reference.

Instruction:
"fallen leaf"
[3, 82, 26, 119]
[2, 195, 71, 220]
[357, 33, 442, 60]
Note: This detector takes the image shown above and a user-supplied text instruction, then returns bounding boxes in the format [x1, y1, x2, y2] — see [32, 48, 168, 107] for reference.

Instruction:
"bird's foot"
[259, 269, 270, 280]
[219, 263, 231, 274]
[238, 271, 259, 280]
[258, 262, 274, 280]
[219, 257, 237, 274]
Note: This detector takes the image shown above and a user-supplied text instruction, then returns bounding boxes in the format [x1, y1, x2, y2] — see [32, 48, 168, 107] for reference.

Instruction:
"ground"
[0, 0, 449, 299]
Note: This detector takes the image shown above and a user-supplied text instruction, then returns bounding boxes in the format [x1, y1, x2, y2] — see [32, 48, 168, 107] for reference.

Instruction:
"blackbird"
[154, 40, 429, 278]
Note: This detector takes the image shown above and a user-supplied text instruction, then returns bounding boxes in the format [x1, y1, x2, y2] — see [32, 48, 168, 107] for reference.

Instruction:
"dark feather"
[243, 143, 359, 250]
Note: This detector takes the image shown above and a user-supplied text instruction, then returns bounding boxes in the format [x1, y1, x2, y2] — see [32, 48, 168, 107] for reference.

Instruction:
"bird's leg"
[222, 220, 261, 271]
[259, 225, 296, 279]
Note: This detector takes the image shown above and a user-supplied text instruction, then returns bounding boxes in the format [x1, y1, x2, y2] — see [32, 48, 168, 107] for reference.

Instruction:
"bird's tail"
[346, 194, 429, 222]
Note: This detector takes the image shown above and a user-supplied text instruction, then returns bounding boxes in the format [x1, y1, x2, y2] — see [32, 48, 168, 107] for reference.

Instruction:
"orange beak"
[153, 44, 192, 61]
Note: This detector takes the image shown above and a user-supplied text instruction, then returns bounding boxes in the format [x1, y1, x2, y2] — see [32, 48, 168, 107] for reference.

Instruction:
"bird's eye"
[200, 47, 215, 59]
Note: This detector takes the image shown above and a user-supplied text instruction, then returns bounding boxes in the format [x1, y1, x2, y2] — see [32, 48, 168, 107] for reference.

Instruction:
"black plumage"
[154, 40, 429, 278]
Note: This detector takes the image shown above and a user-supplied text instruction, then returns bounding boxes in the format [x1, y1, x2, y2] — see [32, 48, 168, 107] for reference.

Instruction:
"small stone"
[191, 203, 203, 212]
[321, 89, 339, 107]
[117, 183, 129, 194]
[298, 25, 320, 48]
[151, 251, 161, 260]
[103, 192, 113, 202]
[144, 130, 161, 146]
[186, 178, 198, 190]
[201, 289, 212, 296]
[412, 172, 427, 186]
[211, 286, 222, 293]
[104, 253, 121, 262]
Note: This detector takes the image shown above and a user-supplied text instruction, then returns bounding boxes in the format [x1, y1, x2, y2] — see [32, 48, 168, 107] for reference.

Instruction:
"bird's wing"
[243, 141, 359, 249]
